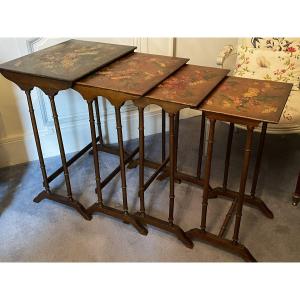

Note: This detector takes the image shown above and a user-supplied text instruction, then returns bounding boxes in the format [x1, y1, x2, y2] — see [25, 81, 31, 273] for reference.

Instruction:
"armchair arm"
[216, 45, 234, 68]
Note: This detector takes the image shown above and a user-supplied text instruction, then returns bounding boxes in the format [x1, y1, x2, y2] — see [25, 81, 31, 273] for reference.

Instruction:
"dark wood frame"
[129, 99, 274, 260]
[17, 85, 91, 220]
[292, 172, 300, 206]
[72, 86, 149, 235]
[185, 113, 269, 262]
[0, 40, 137, 220]
[130, 98, 194, 248]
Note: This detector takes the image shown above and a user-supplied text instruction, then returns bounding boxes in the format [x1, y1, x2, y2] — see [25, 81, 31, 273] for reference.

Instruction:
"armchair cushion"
[233, 46, 300, 90]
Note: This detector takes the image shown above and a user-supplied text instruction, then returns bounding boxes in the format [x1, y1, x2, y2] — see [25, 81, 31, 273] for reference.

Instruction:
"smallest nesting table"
[186, 76, 292, 261]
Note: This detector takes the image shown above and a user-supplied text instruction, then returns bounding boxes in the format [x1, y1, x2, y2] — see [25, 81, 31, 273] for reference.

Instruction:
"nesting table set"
[0, 39, 292, 261]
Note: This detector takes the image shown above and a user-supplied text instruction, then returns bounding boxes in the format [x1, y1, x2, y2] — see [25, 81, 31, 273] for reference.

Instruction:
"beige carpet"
[0, 116, 299, 262]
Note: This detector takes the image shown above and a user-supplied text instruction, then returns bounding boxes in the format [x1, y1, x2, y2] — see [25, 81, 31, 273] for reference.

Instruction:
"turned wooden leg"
[186, 121, 256, 262]
[197, 112, 206, 179]
[115, 107, 129, 213]
[223, 123, 234, 190]
[250, 122, 267, 199]
[200, 118, 216, 230]
[87, 100, 104, 206]
[232, 126, 254, 244]
[168, 113, 176, 225]
[94, 97, 104, 145]
[138, 107, 146, 215]
[162, 109, 166, 162]
[25, 90, 50, 193]
[292, 172, 300, 206]
[49, 94, 73, 202]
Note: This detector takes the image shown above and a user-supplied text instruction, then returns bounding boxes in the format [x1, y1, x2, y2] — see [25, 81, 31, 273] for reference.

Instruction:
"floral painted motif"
[79, 52, 188, 96]
[201, 76, 293, 123]
[251, 38, 300, 53]
[0, 40, 136, 82]
[146, 65, 229, 107]
[233, 45, 300, 90]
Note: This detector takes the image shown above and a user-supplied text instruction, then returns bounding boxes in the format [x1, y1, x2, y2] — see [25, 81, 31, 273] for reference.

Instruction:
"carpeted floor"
[0, 116, 299, 262]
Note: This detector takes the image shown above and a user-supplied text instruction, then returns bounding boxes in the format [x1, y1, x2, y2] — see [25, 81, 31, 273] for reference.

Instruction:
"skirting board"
[0, 107, 200, 168]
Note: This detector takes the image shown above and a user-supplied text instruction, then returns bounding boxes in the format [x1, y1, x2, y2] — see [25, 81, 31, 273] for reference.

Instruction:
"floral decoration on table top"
[0, 40, 135, 81]
[78, 52, 188, 96]
[146, 64, 229, 107]
[201, 76, 292, 123]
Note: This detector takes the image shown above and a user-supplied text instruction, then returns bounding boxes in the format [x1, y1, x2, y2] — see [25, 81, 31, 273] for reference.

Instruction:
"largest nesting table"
[0, 39, 137, 220]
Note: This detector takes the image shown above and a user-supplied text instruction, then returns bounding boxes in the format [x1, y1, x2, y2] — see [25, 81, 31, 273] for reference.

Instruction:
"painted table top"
[0, 39, 136, 83]
[144, 64, 229, 107]
[74, 52, 189, 96]
[200, 76, 293, 123]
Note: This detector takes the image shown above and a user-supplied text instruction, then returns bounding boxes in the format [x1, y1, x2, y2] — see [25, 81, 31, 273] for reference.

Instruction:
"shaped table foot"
[87, 203, 148, 235]
[186, 228, 256, 262]
[292, 193, 300, 206]
[33, 190, 92, 220]
[135, 212, 194, 249]
[210, 187, 273, 219]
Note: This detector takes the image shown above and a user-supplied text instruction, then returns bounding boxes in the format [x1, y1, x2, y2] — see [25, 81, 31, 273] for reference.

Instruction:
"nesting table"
[133, 64, 229, 247]
[73, 51, 188, 234]
[0, 39, 136, 220]
[187, 77, 292, 261]
[0, 39, 293, 261]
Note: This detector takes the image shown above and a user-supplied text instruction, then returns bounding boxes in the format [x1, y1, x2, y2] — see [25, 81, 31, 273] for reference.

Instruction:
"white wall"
[176, 38, 238, 118]
[0, 38, 238, 168]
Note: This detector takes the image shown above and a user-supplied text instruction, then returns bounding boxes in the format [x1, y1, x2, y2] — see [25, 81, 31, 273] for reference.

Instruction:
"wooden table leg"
[210, 122, 273, 219]
[116, 106, 147, 234]
[135, 109, 193, 248]
[32, 93, 91, 220]
[201, 118, 216, 231]
[94, 97, 104, 145]
[292, 172, 300, 206]
[126, 108, 166, 172]
[156, 111, 181, 183]
[162, 109, 166, 162]
[248, 122, 273, 217]
[138, 107, 146, 216]
[186, 121, 256, 262]
[232, 126, 254, 245]
[87, 102, 147, 235]
[197, 112, 206, 179]
[223, 123, 234, 190]
[89, 97, 130, 158]
[87, 101, 104, 207]
[174, 112, 180, 176]
[25, 90, 50, 194]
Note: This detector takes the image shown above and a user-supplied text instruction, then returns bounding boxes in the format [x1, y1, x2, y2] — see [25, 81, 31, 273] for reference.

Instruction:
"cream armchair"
[217, 38, 300, 134]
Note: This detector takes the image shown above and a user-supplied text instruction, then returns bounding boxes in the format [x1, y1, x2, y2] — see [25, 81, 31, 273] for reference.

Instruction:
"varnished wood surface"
[200, 76, 293, 124]
[144, 64, 229, 107]
[74, 52, 189, 96]
[0, 39, 136, 83]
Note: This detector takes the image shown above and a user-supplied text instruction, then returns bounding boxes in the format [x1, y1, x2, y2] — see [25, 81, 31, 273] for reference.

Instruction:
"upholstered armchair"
[217, 38, 300, 134]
